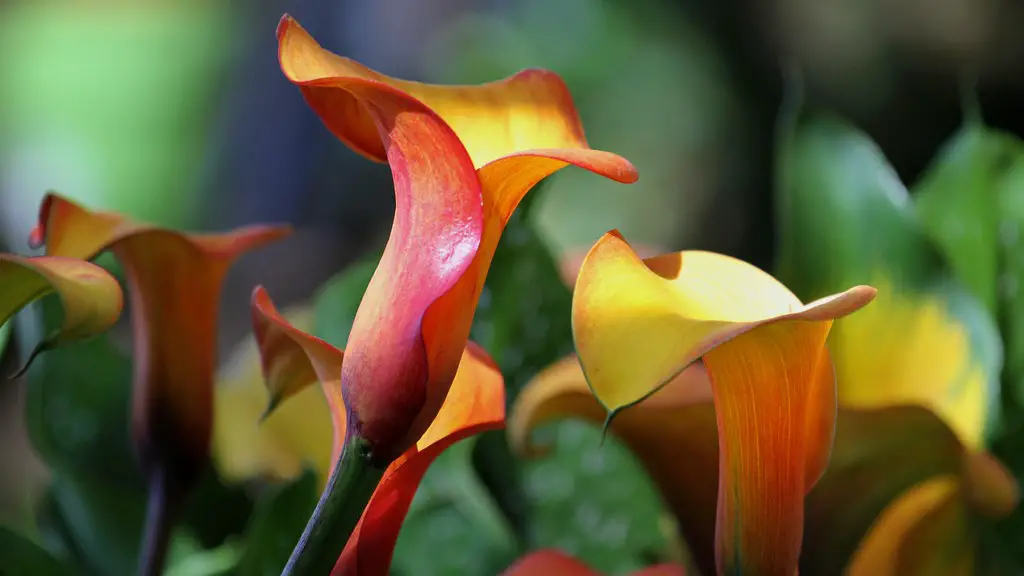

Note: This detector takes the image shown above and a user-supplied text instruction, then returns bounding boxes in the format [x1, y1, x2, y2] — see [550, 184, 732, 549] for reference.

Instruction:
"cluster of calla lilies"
[2, 14, 1020, 576]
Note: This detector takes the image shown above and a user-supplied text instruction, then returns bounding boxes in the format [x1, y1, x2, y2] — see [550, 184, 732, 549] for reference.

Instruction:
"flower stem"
[281, 435, 385, 576]
[137, 469, 182, 576]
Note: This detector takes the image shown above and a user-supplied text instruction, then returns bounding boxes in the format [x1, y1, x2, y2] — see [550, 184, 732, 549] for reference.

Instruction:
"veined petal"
[572, 231, 875, 575]
[511, 356, 719, 574]
[501, 550, 686, 576]
[333, 342, 505, 575]
[31, 193, 290, 481]
[846, 476, 970, 576]
[829, 277, 989, 449]
[279, 16, 637, 459]
[0, 254, 123, 372]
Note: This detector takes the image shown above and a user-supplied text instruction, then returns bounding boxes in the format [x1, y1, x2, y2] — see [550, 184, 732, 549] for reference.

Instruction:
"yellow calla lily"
[568, 230, 874, 575]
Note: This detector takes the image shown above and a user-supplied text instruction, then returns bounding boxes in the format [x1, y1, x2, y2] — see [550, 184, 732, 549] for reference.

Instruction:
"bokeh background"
[2, 0, 1024, 574]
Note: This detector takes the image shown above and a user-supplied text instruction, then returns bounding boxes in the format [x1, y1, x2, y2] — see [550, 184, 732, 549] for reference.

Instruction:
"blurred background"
[2, 0, 1024, 573]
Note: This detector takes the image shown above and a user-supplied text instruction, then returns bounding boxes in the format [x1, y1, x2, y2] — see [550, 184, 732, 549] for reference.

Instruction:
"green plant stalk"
[281, 435, 385, 576]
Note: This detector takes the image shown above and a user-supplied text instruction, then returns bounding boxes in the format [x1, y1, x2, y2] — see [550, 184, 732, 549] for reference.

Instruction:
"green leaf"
[313, 255, 380, 350]
[393, 438, 518, 576]
[913, 123, 1021, 315]
[522, 421, 670, 574]
[0, 525, 71, 576]
[18, 296, 148, 576]
[776, 100, 1003, 433]
[0, 320, 10, 365]
[234, 469, 318, 576]
[165, 538, 241, 576]
[775, 104, 943, 298]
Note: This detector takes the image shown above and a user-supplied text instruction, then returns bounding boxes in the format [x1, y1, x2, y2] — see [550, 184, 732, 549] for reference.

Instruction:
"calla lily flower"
[501, 549, 685, 576]
[513, 244, 1017, 574]
[0, 253, 124, 370]
[276, 14, 637, 462]
[808, 277, 1019, 575]
[29, 193, 290, 573]
[514, 230, 874, 575]
[248, 287, 505, 575]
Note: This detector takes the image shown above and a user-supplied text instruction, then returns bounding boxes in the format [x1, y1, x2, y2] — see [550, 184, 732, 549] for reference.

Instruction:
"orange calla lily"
[501, 549, 686, 576]
[248, 287, 505, 576]
[29, 193, 290, 574]
[0, 253, 123, 372]
[277, 14, 637, 461]
[568, 230, 873, 575]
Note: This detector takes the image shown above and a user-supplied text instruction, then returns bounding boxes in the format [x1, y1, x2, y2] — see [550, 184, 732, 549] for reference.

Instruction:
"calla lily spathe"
[30, 193, 290, 490]
[276, 14, 637, 461]
[0, 253, 123, 370]
[569, 230, 873, 575]
[248, 288, 505, 575]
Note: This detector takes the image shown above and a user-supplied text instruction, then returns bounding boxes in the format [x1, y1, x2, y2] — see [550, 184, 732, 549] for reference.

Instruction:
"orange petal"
[572, 231, 875, 575]
[0, 254, 123, 372]
[511, 356, 719, 575]
[32, 193, 290, 482]
[501, 550, 686, 576]
[962, 451, 1019, 518]
[332, 342, 505, 575]
[251, 286, 346, 470]
[279, 16, 637, 459]
[846, 476, 970, 576]
[501, 550, 601, 576]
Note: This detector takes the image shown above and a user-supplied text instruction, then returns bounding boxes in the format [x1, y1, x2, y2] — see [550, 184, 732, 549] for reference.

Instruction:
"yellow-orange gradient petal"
[511, 356, 719, 574]
[250, 287, 346, 473]
[0, 254, 123, 373]
[213, 304, 334, 485]
[572, 231, 875, 575]
[962, 451, 1020, 518]
[279, 16, 637, 460]
[846, 476, 970, 576]
[333, 342, 505, 575]
[31, 193, 290, 483]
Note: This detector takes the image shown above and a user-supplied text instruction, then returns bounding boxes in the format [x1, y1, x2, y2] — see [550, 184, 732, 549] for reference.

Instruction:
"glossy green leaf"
[393, 438, 518, 576]
[165, 537, 241, 576]
[235, 469, 318, 576]
[0, 525, 71, 576]
[19, 295, 147, 576]
[0, 321, 10, 364]
[776, 101, 1003, 440]
[775, 103, 942, 299]
[913, 123, 1020, 314]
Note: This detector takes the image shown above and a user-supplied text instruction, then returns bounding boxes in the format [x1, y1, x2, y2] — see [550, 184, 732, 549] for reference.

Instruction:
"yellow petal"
[0, 254, 123, 372]
[847, 476, 971, 576]
[572, 231, 875, 575]
[212, 303, 334, 485]
[830, 276, 987, 449]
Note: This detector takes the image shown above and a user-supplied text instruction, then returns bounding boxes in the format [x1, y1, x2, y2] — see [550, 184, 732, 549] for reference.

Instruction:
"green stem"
[281, 435, 385, 576]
